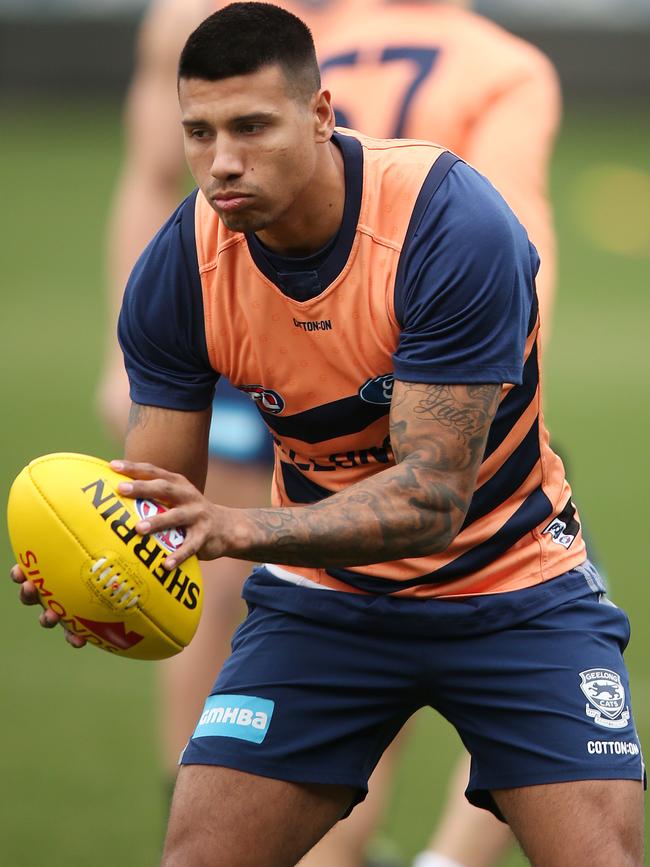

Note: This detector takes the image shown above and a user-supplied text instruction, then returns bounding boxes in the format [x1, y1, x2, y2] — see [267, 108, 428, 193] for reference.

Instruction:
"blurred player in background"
[97, 2, 561, 865]
[319, 0, 560, 335]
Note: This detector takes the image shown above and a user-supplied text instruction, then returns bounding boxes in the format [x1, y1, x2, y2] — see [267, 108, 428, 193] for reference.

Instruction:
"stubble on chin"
[220, 211, 274, 235]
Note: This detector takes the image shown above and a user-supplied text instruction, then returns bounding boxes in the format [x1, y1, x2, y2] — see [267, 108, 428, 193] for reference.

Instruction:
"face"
[179, 65, 333, 236]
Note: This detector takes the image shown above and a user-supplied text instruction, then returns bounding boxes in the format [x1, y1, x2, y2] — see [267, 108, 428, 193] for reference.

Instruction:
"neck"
[255, 138, 345, 257]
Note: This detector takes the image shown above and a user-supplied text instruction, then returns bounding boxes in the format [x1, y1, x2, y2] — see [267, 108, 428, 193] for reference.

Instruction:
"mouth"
[211, 192, 253, 212]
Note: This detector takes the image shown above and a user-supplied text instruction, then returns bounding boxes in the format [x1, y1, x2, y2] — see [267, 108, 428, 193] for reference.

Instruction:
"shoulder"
[413, 159, 531, 255]
[392, 160, 536, 386]
[395, 159, 538, 320]
[411, 5, 558, 101]
[459, 9, 559, 87]
[353, 131, 450, 194]
[138, 0, 208, 69]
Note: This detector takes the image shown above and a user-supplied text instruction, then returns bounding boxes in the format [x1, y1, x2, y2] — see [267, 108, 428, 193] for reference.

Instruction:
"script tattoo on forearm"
[236, 382, 502, 568]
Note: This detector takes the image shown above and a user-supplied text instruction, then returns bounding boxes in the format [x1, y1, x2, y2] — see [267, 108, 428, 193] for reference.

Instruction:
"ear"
[313, 89, 336, 142]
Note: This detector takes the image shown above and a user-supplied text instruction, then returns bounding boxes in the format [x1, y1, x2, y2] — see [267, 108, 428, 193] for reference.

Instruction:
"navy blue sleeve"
[393, 161, 539, 386]
[117, 190, 219, 411]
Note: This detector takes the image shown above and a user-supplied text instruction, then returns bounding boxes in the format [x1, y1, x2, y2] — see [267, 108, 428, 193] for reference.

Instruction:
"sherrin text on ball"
[7, 452, 203, 659]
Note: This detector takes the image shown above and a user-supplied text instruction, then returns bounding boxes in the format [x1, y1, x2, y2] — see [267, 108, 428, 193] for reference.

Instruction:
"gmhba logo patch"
[192, 694, 275, 744]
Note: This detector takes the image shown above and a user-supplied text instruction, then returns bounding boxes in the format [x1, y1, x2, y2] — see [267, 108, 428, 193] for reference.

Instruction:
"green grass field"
[1, 100, 648, 866]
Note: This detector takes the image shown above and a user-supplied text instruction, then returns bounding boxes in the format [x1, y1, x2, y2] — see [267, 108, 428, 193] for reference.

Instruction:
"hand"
[10, 565, 87, 648]
[111, 460, 228, 568]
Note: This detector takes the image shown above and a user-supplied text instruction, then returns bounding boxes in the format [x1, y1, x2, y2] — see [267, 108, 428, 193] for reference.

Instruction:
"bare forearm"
[226, 458, 466, 567]
[224, 382, 500, 567]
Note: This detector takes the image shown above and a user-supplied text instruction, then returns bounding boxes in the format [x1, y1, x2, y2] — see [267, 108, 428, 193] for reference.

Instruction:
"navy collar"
[245, 132, 363, 301]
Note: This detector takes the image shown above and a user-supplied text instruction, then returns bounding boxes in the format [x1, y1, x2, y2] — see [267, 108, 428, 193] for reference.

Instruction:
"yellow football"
[7, 452, 203, 660]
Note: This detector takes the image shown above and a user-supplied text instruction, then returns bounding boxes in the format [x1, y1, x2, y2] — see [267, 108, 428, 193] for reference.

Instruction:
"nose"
[210, 136, 244, 182]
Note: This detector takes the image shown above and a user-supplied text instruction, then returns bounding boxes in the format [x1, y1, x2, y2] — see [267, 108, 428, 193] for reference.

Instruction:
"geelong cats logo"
[579, 669, 630, 729]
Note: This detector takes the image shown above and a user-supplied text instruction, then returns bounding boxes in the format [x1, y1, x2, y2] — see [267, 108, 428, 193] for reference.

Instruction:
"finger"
[110, 460, 176, 482]
[64, 628, 87, 649]
[159, 535, 200, 570]
[10, 564, 26, 583]
[39, 607, 61, 628]
[19, 580, 43, 607]
[116, 477, 182, 509]
[138, 509, 190, 540]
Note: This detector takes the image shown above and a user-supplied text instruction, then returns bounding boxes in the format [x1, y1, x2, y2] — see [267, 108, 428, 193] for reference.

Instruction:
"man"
[14, 4, 643, 867]
[98, 8, 561, 861]
[97, 2, 562, 864]
[100, 3, 563, 865]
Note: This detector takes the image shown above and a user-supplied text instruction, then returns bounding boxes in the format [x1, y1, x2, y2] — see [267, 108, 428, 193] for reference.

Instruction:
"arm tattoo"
[234, 382, 502, 569]
[412, 383, 500, 438]
[392, 383, 500, 468]
[126, 402, 150, 434]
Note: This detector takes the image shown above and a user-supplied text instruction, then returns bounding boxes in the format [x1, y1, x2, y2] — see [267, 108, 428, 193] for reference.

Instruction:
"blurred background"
[1, 2, 648, 865]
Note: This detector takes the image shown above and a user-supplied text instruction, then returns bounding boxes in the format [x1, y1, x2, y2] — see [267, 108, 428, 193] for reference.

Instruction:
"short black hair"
[178, 2, 321, 101]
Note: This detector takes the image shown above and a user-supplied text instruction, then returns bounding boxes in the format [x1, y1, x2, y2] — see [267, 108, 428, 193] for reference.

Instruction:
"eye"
[188, 128, 211, 140]
[238, 122, 266, 135]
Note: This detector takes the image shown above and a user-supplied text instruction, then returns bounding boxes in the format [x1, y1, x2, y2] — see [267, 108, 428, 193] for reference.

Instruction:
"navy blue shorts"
[181, 562, 644, 819]
[209, 378, 274, 465]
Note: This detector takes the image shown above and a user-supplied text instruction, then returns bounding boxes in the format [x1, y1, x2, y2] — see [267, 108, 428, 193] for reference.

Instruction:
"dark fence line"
[1, 14, 649, 100]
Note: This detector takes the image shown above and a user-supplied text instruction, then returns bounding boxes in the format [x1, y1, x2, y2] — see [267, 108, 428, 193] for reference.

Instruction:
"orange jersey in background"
[208, 0, 352, 45]
[317, 1, 561, 330]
